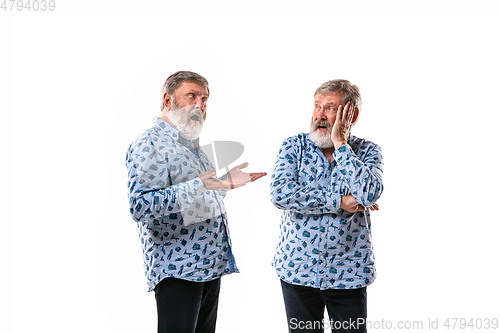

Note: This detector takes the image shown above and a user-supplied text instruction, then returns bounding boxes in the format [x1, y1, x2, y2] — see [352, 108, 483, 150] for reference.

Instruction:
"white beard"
[168, 106, 204, 141]
[309, 120, 334, 148]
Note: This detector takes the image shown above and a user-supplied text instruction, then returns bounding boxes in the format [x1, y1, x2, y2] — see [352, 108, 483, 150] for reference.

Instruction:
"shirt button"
[321, 234, 325, 237]
[319, 255, 324, 259]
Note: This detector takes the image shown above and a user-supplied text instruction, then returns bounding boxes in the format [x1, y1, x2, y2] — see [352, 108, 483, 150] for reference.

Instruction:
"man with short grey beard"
[270, 80, 384, 333]
[126, 71, 266, 333]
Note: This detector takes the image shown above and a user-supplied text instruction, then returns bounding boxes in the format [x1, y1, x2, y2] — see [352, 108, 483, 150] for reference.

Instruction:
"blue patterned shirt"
[126, 118, 238, 291]
[270, 133, 383, 290]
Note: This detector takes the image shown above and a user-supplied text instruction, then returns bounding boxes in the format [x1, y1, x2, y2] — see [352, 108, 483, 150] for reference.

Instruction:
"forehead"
[314, 92, 343, 105]
[176, 81, 209, 97]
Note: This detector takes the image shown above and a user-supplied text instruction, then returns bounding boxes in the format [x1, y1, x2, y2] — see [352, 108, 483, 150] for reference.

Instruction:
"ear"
[351, 108, 360, 125]
[162, 92, 172, 113]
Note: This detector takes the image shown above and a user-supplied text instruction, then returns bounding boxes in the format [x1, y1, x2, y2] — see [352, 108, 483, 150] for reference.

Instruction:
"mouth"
[316, 125, 328, 131]
[190, 114, 200, 122]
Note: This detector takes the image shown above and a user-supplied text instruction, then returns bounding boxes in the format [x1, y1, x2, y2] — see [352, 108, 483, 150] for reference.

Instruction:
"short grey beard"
[309, 119, 334, 149]
[168, 103, 204, 141]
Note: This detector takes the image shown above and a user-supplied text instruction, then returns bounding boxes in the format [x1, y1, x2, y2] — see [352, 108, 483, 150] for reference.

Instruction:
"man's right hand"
[340, 194, 379, 213]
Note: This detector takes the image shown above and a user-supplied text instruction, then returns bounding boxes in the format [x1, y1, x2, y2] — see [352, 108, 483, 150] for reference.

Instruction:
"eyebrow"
[315, 101, 338, 107]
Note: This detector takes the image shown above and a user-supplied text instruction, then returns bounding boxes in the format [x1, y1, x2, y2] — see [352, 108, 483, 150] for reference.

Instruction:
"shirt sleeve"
[125, 135, 207, 223]
[270, 137, 342, 214]
[332, 142, 384, 208]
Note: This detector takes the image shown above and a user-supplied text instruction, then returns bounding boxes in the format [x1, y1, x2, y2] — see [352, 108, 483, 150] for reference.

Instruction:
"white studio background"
[2, 2, 500, 333]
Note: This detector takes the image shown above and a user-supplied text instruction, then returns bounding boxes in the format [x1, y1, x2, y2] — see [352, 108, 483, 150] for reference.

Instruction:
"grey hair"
[314, 79, 362, 111]
[160, 71, 210, 110]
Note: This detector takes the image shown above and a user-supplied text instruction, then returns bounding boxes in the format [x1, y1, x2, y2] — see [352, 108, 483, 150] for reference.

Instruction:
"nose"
[315, 107, 327, 120]
[194, 98, 205, 113]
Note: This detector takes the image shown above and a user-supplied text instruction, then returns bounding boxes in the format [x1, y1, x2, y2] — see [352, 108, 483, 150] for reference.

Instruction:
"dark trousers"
[281, 280, 367, 333]
[154, 278, 221, 333]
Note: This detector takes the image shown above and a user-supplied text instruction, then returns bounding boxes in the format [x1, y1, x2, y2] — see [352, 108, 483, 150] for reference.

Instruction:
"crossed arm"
[331, 101, 383, 213]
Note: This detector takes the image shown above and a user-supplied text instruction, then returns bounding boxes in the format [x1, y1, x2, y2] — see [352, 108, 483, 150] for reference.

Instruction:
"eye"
[187, 93, 195, 99]
[328, 106, 335, 111]
[202, 97, 208, 103]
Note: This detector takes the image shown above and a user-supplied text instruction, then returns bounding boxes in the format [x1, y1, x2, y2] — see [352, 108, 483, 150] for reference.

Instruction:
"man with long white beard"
[126, 71, 266, 333]
[270, 79, 384, 333]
